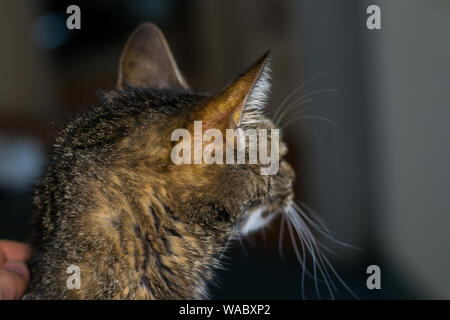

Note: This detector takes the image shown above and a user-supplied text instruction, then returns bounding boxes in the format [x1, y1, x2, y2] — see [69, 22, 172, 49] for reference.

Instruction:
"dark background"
[1, 0, 449, 299]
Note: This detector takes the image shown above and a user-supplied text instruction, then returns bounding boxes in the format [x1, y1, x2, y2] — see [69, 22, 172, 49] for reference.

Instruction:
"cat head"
[106, 23, 295, 235]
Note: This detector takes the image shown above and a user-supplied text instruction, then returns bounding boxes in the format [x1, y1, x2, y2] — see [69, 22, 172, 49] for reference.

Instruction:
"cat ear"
[199, 52, 271, 130]
[117, 23, 190, 90]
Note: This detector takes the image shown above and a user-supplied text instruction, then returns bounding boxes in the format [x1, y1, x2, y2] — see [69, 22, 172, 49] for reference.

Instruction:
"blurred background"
[0, 0, 449, 299]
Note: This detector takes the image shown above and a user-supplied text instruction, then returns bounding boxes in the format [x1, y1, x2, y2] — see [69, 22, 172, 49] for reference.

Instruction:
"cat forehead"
[102, 88, 205, 115]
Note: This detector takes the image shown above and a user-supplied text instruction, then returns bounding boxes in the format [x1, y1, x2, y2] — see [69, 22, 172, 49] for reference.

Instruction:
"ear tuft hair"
[196, 51, 272, 131]
[240, 57, 272, 127]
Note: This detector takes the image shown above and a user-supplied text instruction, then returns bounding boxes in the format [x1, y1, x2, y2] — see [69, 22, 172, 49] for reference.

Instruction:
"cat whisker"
[236, 231, 248, 257]
[275, 88, 339, 125]
[220, 227, 236, 260]
[281, 115, 338, 130]
[284, 201, 360, 300]
[278, 214, 286, 262]
[286, 206, 334, 299]
[286, 217, 318, 299]
[292, 202, 361, 251]
[261, 227, 267, 243]
[303, 221, 359, 299]
[229, 226, 248, 257]
[295, 214, 337, 294]
[274, 97, 316, 126]
[294, 201, 327, 229]
[298, 222, 308, 300]
[272, 72, 327, 122]
[283, 215, 316, 283]
[318, 249, 360, 300]
[238, 234, 248, 257]
[286, 208, 335, 299]
[286, 103, 319, 119]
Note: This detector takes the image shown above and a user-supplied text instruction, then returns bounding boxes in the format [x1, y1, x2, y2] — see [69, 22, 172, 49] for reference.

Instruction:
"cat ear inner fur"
[197, 51, 271, 130]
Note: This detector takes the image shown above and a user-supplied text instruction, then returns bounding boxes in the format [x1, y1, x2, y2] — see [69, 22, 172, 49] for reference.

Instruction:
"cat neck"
[129, 195, 231, 299]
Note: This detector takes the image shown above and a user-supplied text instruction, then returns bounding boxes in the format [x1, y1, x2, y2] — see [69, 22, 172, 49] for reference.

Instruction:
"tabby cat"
[24, 23, 296, 299]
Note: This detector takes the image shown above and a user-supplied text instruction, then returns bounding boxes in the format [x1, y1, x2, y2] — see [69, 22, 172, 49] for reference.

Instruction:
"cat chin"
[238, 205, 278, 235]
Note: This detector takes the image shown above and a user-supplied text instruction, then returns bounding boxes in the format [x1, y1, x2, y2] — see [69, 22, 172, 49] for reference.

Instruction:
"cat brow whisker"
[274, 97, 316, 126]
[275, 88, 339, 125]
[281, 115, 338, 130]
[272, 72, 327, 121]
[286, 104, 319, 118]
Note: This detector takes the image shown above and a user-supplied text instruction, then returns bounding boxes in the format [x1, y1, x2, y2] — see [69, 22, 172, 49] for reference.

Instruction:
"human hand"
[0, 240, 30, 299]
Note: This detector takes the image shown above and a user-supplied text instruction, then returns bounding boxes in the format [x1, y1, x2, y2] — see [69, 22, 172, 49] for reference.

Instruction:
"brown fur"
[24, 23, 295, 300]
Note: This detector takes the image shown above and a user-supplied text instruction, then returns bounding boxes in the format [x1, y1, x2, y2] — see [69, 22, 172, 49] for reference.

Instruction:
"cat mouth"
[237, 204, 279, 235]
[236, 193, 293, 235]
